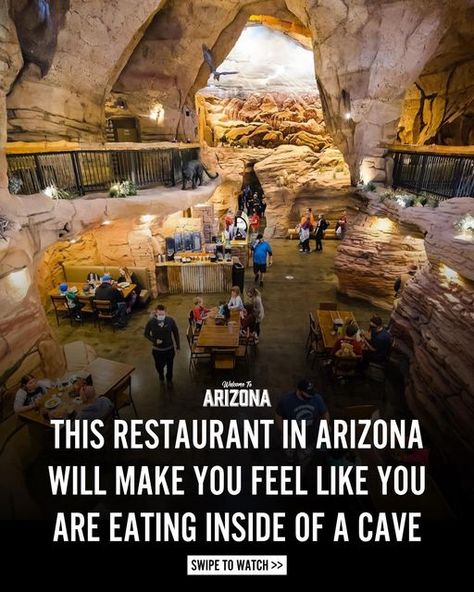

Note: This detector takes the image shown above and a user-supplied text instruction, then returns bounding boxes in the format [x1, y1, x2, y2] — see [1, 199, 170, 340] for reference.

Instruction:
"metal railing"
[390, 150, 474, 199]
[6, 146, 200, 195]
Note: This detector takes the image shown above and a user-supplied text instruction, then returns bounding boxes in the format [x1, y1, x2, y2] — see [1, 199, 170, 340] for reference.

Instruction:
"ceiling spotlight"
[69, 239, 77, 244]
[101, 219, 112, 226]
[344, 112, 352, 120]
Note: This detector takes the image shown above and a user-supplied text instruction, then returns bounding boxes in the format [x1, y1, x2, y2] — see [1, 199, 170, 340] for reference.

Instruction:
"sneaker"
[166, 380, 174, 388]
[254, 275, 259, 283]
[299, 248, 303, 252]
[159, 377, 165, 384]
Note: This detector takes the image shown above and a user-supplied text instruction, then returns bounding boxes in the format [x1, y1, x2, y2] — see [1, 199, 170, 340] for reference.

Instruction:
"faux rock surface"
[203, 144, 349, 236]
[335, 192, 474, 462]
[197, 92, 343, 153]
[6, 1, 471, 181]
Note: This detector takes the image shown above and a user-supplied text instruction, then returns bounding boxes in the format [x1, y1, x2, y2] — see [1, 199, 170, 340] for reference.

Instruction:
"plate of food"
[118, 282, 130, 288]
[45, 396, 61, 410]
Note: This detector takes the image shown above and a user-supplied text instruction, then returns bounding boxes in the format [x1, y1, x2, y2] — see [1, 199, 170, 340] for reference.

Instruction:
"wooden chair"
[305, 312, 317, 352]
[93, 299, 117, 332]
[332, 355, 362, 380]
[211, 348, 236, 370]
[77, 296, 96, 324]
[306, 324, 328, 368]
[186, 325, 210, 371]
[50, 294, 72, 326]
[109, 375, 137, 418]
[318, 302, 338, 310]
[236, 336, 250, 366]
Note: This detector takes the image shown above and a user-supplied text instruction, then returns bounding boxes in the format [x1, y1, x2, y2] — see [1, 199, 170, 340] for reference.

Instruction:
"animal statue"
[202, 44, 238, 81]
[182, 160, 219, 190]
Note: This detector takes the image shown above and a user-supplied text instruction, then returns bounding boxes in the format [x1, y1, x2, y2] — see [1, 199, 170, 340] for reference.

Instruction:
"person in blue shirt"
[362, 315, 393, 364]
[275, 379, 330, 466]
[251, 233, 272, 287]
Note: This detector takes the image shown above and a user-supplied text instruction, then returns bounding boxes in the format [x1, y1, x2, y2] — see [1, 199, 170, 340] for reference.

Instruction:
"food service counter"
[156, 260, 233, 294]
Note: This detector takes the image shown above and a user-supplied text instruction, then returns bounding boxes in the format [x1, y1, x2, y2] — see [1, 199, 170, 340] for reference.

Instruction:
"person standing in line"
[314, 214, 329, 252]
[144, 304, 180, 386]
[251, 233, 273, 288]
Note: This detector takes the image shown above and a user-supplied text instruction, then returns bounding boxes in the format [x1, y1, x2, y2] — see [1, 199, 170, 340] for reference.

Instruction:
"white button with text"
[187, 555, 287, 576]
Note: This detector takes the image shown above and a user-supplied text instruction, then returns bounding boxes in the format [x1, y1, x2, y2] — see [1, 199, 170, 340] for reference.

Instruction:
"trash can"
[232, 262, 245, 292]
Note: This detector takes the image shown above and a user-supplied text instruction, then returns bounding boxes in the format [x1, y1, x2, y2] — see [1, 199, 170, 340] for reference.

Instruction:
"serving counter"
[156, 260, 233, 294]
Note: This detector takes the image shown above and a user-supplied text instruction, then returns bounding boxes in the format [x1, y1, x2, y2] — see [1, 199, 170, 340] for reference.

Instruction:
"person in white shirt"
[228, 286, 244, 311]
[14, 374, 51, 413]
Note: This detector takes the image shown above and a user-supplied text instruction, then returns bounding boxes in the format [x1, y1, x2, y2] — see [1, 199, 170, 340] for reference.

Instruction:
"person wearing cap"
[362, 316, 392, 364]
[94, 273, 128, 328]
[275, 380, 329, 465]
[251, 233, 272, 288]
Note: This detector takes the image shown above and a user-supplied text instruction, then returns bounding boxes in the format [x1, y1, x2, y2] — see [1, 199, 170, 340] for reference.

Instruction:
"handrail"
[388, 149, 474, 199]
[7, 145, 200, 196]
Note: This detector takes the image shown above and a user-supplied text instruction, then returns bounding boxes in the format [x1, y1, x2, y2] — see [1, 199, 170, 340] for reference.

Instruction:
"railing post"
[415, 153, 426, 196]
[71, 152, 85, 195]
[33, 154, 46, 190]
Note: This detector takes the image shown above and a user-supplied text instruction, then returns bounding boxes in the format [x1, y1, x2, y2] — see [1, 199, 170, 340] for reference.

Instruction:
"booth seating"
[62, 264, 152, 305]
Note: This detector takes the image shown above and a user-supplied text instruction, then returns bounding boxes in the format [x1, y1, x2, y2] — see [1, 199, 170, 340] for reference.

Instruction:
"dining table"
[196, 318, 240, 349]
[17, 357, 135, 428]
[49, 283, 136, 301]
[315, 309, 357, 351]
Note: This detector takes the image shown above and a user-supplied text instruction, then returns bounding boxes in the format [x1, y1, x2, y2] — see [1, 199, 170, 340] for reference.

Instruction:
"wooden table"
[17, 387, 85, 428]
[84, 357, 135, 398]
[49, 284, 136, 301]
[196, 321, 240, 349]
[316, 309, 357, 350]
[17, 358, 135, 427]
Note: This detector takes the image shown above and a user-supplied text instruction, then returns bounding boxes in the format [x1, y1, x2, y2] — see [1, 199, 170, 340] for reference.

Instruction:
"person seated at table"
[361, 315, 392, 364]
[228, 286, 244, 311]
[118, 266, 141, 312]
[64, 287, 84, 321]
[86, 271, 100, 283]
[14, 374, 51, 414]
[192, 297, 210, 327]
[332, 323, 363, 357]
[94, 274, 127, 328]
[76, 385, 114, 421]
[240, 304, 257, 340]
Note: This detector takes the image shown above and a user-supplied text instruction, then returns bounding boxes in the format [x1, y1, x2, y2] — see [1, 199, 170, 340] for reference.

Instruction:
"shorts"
[253, 263, 267, 274]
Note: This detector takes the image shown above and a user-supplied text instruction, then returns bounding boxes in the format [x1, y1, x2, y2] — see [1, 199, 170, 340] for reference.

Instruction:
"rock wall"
[6, 0, 472, 183]
[0, 179, 219, 392]
[335, 193, 474, 464]
[397, 5, 474, 146]
[197, 91, 346, 155]
[203, 144, 349, 236]
[336, 211, 427, 310]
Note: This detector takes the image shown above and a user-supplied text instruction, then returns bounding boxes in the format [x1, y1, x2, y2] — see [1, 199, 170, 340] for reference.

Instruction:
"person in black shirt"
[144, 304, 180, 385]
[94, 274, 127, 327]
[314, 214, 329, 252]
[362, 315, 393, 364]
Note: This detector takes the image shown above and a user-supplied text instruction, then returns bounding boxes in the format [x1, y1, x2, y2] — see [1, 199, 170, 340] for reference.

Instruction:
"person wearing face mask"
[144, 304, 180, 386]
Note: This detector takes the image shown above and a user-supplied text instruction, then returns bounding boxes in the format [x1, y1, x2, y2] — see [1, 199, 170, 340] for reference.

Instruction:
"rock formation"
[335, 193, 474, 464]
[5, 1, 470, 183]
[197, 92, 341, 152]
[202, 144, 349, 236]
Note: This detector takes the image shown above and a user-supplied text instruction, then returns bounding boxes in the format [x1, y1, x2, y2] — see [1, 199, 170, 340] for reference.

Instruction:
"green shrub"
[363, 181, 376, 192]
[8, 174, 23, 194]
[109, 179, 138, 198]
